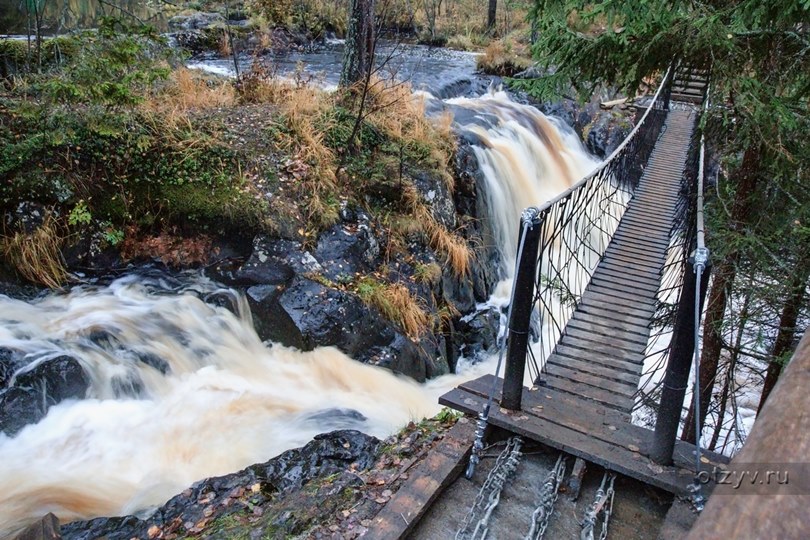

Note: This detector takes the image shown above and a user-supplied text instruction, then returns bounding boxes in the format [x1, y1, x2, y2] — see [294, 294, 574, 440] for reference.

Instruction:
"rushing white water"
[0, 91, 600, 535]
[0, 272, 501, 536]
[447, 90, 599, 281]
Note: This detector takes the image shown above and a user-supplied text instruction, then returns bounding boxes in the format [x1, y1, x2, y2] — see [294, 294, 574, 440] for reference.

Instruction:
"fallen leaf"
[628, 444, 640, 452]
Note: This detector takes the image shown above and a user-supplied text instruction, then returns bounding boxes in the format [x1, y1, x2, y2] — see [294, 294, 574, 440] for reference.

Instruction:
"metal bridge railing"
[462, 67, 674, 479]
[499, 67, 674, 409]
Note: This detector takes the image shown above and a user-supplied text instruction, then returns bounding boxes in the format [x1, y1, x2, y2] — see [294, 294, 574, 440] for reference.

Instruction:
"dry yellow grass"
[358, 278, 432, 340]
[240, 66, 339, 227]
[1, 214, 68, 289]
[403, 184, 472, 277]
[145, 68, 236, 114]
[363, 76, 456, 191]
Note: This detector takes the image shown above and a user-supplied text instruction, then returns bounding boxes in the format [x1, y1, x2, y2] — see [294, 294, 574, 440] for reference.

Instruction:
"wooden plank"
[545, 363, 637, 397]
[601, 252, 664, 273]
[563, 326, 647, 356]
[565, 317, 650, 346]
[597, 260, 662, 282]
[588, 277, 660, 300]
[607, 236, 671, 256]
[611, 229, 672, 250]
[559, 334, 644, 364]
[440, 387, 694, 495]
[618, 214, 674, 229]
[607, 232, 671, 251]
[367, 420, 475, 540]
[586, 278, 659, 304]
[580, 294, 655, 320]
[542, 373, 636, 411]
[592, 266, 663, 289]
[553, 344, 645, 374]
[568, 311, 651, 338]
[576, 299, 653, 323]
[546, 353, 640, 385]
[460, 375, 727, 472]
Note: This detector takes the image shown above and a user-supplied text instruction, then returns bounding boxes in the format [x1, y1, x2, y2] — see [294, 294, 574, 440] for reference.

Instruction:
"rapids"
[0, 91, 598, 535]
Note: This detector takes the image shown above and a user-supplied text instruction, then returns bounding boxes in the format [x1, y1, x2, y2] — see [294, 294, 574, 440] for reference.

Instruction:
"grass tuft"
[1, 213, 68, 289]
[357, 277, 432, 340]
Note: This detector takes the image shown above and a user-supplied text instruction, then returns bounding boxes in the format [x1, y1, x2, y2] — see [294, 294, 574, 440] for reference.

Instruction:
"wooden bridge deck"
[541, 109, 696, 416]
[441, 109, 731, 496]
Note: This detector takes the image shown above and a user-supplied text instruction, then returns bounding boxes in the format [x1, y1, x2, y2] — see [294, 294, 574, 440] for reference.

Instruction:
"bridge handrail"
[499, 66, 675, 409]
[530, 66, 674, 217]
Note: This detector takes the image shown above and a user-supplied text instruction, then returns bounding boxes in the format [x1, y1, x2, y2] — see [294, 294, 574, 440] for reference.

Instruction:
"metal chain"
[524, 454, 567, 540]
[580, 473, 616, 540]
[456, 437, 524, 540]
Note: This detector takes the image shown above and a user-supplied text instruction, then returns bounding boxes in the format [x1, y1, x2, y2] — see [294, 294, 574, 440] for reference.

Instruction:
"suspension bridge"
[367, 66, 745, 539]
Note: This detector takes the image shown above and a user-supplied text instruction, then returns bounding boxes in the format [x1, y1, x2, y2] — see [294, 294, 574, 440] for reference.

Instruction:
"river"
[0, 33, 599, 536]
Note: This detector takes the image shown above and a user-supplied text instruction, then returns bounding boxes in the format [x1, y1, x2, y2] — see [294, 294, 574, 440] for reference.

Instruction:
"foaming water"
[0, 273, 454, 535]
[0, 91, 600, 536]
[446, 90, 598, 281]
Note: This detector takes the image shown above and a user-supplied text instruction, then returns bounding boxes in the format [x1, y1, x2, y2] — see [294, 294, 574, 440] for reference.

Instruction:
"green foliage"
[68, 200, 92, 226]
[1, 19, 265, 238]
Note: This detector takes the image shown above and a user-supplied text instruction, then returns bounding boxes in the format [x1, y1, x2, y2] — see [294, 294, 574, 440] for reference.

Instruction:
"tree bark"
[757, 251, 810, 414]
[341, 0, 376, 88]
[487, 0, 497, 32]
[681, 143, 761, 444]
[708, 290, 749, 451]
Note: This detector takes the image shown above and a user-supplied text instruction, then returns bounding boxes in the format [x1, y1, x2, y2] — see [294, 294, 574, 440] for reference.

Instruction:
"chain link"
[456, 437, 524, 540]
[524, 454, 567, 540]
[580, 472, 616, 540]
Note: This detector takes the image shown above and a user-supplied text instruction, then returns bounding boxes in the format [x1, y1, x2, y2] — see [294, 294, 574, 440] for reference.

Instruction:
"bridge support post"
[651, 255, 711, 464]
[501, 208, 544, 411]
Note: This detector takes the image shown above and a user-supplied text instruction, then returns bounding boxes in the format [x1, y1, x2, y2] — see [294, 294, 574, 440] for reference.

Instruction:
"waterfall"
[446, 90, 598, 285]
[0, 90, 599, 535]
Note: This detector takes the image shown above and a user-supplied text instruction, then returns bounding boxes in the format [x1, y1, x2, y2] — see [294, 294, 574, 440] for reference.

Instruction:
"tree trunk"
[487, 0, 497, 32]
[341, 0, 376, 88]
[681, 143, 761, 444]
[757, 251, 810, 414]
[708, 290, 750, 451]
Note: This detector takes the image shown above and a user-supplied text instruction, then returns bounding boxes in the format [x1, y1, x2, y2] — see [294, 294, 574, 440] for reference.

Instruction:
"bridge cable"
[580, 472, 616, 540]
[523, 454, 567, 540]
[455, 436, 524, 540]
[464, 215, 534, 480]
[687, 84, 711, 512]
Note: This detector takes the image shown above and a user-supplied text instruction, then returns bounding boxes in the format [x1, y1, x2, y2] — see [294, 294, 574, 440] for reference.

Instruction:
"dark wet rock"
[0, 355, 90, 436]
[313, 220, 380, 281]
[168, 12, 225, 31]
[412, 170, 456, 229]
[0, 347, 24, 388]
[453, 143, 501, 303]
[13, 512, 61, 540]
[457, 307, 501, 359]
[136, 352, 171, 375]
[62, 230, 123, 272]
[247, 276, 431, 381]
[585, 111, 632, 159]
[5, 201, 47, 234]
[212, 236, 321, 288]
[62, 430, 380, 540]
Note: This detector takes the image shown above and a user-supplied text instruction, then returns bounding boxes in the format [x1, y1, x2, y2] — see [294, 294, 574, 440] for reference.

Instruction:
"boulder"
[168, 12, 225, 31]
[0, 347, 23, 388]
[62, 430, 380, 540]
[0, 355, 90, 437]
[411, 170, 456, 229]
[457, 307, 501, 359]
[585, 111, 631, 159]
[248, 276, 432, 381]
[313, 221, 380, 282]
